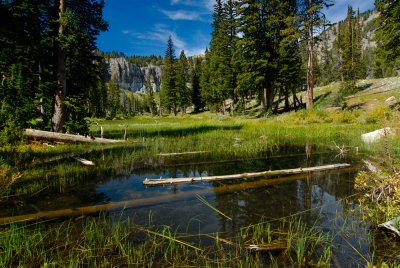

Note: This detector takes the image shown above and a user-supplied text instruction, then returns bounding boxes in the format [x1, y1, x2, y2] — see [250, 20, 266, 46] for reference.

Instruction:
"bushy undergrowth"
[355, 170, 400, 223]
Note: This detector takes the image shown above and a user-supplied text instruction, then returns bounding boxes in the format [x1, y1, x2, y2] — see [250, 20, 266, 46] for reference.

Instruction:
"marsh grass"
[0, 214, 334, 267]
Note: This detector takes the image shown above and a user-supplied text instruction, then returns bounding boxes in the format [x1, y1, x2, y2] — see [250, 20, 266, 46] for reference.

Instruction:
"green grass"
[0, 106, 400, 266]
[0, 214, 334, 267]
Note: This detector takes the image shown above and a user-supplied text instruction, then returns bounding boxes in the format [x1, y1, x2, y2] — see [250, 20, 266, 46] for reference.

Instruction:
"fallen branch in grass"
[246, 241, 287, 252]
[143, 163, 351, 186]
[157, 151, 209, 157]
[24, 128, 124, 144]
[74, 157, 95, 166]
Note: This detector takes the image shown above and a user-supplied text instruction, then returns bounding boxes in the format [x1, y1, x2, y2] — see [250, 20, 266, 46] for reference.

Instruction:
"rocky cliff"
[105, 57, 162, 92]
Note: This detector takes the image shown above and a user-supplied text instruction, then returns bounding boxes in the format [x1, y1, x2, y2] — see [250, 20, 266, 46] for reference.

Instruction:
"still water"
[2, 145, 386, 265]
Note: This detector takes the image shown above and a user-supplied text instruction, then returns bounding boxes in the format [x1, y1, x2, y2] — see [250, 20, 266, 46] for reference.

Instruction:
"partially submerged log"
[0, 167, 356, 224]
[24, 128, 124, 144]
[143, 163, 351, 186]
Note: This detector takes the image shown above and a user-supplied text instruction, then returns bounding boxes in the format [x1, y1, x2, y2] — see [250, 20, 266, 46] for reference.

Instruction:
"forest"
[0, 0, 399, 141]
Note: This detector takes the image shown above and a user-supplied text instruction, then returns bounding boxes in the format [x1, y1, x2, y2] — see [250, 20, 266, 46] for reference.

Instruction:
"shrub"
[365, 106, 392, 123]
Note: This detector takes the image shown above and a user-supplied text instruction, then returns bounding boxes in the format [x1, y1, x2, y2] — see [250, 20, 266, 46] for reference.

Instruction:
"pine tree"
[342, 6, 355, 81]
[145, 73, 157, 116]
[374, 0, 400, 77]
[160, 36, 177, 115]
[190, 57, 204, 113]
[175, 50, 191, 113]
[200, 48, 213, 110]
[236, 0, 274, 112]
[209, 0, 238, 114]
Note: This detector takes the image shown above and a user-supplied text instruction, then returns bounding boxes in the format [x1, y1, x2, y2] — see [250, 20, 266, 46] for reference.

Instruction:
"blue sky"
[96, 0, 375, 57]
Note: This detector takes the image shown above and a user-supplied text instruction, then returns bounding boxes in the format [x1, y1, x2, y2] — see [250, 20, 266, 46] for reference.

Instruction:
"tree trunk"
[306, 0, 314, 110]
[52, 0, 67, 132]
[260, 88, 267, 112]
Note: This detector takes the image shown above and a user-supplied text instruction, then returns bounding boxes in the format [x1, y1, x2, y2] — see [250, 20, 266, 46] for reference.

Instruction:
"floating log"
[24, 128, 124, 144]
[74, 157, 95, 166]
[0, 167, 356, 224]
[143, 163, 351, 186]
[157, 151, 209, 157]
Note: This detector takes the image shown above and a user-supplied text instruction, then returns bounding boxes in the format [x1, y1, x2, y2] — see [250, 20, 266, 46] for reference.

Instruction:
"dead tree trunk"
[52, 0, 67, 132]
[306, 0, 314, 110]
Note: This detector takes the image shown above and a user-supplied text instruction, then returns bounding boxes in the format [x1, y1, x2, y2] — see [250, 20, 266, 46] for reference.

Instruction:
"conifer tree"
[160, 36, 177, 115]
[209, 0, 238, 114]
[175, 50, 191, 113]
[190, 57, 204, 112]
[200, 48, 212, 110]
[145, 73, 157, 116]
[374, 0, 400, 77]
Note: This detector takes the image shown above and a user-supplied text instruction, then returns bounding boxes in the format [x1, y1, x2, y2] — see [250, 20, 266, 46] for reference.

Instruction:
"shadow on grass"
[357, 83, 373, 91]
[102, 124, 244, 139]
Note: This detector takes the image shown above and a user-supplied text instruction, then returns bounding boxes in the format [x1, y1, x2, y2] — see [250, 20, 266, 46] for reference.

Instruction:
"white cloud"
[324, 0, 374, 23]
[170, 0, 215, 12]
[161, 9, 201, 21]
[126, 24, 206, 56]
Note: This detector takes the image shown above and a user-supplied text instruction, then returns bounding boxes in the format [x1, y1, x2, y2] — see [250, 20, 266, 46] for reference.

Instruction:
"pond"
[0, 144, 388, 266]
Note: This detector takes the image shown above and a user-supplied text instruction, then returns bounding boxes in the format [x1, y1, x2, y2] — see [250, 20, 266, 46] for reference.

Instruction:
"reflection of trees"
[211, 149, 358, 235]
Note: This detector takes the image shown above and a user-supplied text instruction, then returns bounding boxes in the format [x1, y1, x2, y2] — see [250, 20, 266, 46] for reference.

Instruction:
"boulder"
[361, 127, 393, 143]
[385, 96, 400, 109]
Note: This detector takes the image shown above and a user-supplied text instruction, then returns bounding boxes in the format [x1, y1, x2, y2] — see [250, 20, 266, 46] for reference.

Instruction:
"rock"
[385, 96, 400, 109]
[361, 127, 393, 143]
[105, 57, 162, 92]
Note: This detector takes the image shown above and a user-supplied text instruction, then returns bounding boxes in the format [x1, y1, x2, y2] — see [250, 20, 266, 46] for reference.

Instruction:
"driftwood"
[143, 163, 351, 186]
[0, 167, 356, 224]
[74, 157, 95, 166]
[24, 129, 124, 144]
[246, 242, 287, 252]
[157, 151, 209, 157]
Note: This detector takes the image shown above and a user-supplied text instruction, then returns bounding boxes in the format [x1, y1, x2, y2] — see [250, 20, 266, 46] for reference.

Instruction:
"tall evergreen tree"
[374, 0, 400, 77]
[175, 50, 191, 113]
[200, 48, 213, 110]
[190, 57, 204, 112]
[160, 36, 177, 115]
[236, 0, 274, 112]
[145, 73, 157, 116]
[209, 0, 238, 114]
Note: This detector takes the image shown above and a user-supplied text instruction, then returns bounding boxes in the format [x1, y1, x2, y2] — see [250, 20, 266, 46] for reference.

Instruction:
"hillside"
[313, 77, 400, 112]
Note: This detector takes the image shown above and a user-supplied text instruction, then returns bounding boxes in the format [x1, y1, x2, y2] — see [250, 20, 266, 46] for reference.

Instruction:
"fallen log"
[157, 151, 209, 157]
[143, 163, 351, 186]
[0, 167, 356, 224]
[24, 129, 124, 144]
[74, 157, 95, 166]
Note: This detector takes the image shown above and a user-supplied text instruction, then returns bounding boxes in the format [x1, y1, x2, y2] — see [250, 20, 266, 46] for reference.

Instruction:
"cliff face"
[105, 57, 162, 92]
